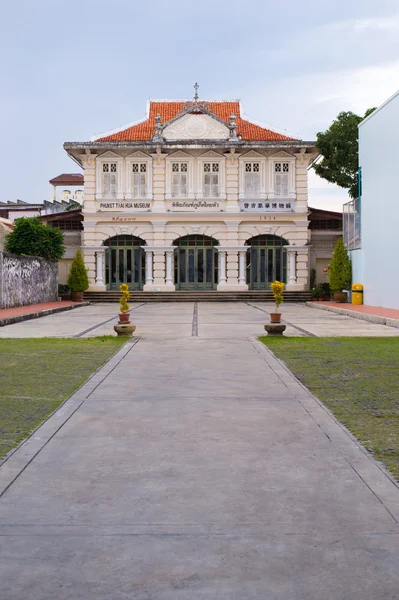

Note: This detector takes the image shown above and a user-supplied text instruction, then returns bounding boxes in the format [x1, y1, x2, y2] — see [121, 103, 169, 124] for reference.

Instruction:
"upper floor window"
[102, 163, 117, 197]
[245, 163, 260, 198]
[274, 162, 289, 197]
[132, 163, 147, 198]
[172, 163, 188, 198]
[204, 163, 219, 198]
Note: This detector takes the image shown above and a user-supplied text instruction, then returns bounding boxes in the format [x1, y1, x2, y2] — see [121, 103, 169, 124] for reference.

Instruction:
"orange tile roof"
[96, 101, 298, 142]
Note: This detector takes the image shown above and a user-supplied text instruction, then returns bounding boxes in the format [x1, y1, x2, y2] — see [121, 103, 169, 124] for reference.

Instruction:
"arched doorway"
[104, 235, 146, 290]
[246, 234, 288, 290]
[173, 235, 218, 290]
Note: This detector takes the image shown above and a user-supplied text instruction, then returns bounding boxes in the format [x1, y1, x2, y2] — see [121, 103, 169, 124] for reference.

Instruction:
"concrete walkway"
[1, 301, 399, 338]
[1, 333, 399, 598]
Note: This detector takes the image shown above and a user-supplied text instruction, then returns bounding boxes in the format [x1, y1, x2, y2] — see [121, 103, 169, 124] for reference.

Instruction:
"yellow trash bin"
[352, 283, 363, 305]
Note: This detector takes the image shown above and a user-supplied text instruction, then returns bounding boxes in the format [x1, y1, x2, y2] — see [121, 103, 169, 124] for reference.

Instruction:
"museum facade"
[64, 93, 317, 292]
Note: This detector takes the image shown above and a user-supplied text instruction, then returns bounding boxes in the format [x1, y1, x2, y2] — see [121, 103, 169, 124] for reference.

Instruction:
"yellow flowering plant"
[270, 280, 285, 312]
[119, 283, 130, 313]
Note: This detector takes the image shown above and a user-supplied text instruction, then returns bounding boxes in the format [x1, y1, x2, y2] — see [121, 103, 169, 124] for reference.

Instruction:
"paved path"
[1, 301, 399, 338]
[1, 328, 399, 598]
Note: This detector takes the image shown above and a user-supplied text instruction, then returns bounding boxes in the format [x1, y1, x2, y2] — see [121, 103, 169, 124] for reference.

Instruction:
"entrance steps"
[84, 290, 311, 303]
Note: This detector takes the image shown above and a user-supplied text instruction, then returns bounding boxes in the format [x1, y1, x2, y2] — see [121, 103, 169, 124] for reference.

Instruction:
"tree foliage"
[329, 237, 352, 292]
[67, 249, 89, 292]
[5, 217, 65, 260]
[313, 108, 375, 198]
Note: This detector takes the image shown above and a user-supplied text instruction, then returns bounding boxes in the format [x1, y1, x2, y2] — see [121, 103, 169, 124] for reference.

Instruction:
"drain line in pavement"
[192, 302, 198, 336]
[245, 302, 317, 337]
[75, 302, 147, 338]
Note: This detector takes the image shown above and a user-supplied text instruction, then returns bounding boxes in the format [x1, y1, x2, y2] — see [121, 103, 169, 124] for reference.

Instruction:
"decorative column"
[288, 251, 296, 285]
[144, 249, 153, 286]
[218, 250, 227, 287]
[164, 247, 176, 291]
[285, 245, 310, 291]
[217, 247, 248, 291]
[238, 249, 247, 285]
[95, 249, 105, 287]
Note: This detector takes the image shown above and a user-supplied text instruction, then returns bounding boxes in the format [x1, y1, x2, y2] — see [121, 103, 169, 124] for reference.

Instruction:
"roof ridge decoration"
[151, 83, 240, 144]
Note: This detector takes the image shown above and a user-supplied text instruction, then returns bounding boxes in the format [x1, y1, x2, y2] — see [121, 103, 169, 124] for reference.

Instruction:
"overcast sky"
[1, 0, 399, 211]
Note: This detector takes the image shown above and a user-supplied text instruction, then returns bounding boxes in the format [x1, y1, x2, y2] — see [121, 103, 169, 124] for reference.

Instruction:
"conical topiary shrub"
[329, 237, 352, 293]
[67, 249, 89, 298]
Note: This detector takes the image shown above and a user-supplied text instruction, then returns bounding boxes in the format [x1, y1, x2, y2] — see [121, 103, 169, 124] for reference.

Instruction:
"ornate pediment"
[126, 151, 151, 158]
[269, 150, 295, 158]
[163, 113, 230, 141]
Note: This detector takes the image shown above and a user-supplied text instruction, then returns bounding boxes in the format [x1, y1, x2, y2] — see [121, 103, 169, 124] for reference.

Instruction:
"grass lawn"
[0, 337, 126, 460]
[260, 336, 399, 480]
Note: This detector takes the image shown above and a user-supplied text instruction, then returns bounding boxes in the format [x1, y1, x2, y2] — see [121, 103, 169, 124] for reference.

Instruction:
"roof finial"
[194, 82, 199, 102]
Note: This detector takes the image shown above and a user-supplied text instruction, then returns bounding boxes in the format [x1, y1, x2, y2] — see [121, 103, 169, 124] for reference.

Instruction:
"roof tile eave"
[94, 100, 300, 143]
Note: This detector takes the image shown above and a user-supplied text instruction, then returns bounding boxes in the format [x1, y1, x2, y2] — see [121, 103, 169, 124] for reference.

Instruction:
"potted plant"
[118, 283, 130, 322]
[114, 284, 136, 337]
[67, 249, 89, 301]
[270, 280, 285, 322]
[329, 238, 352, 303]
[264, 280, 286, 335]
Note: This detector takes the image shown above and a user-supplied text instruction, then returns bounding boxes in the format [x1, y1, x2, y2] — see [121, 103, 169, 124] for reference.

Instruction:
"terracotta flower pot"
[71, 291, 84, 302]
[270, 312, 282, 323]
[118, 313, 131, 323]
[333, 291, 348, 303]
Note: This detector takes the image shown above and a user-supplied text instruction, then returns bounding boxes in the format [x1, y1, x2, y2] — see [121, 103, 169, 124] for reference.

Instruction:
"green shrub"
[5, 217, 65, 260]
[329, 237, 352, 292]
[67, 249, 89, 292]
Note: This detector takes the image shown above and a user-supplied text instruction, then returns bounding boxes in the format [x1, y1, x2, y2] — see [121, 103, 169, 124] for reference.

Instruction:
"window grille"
[204, 163, 219, 198]
[102, 163, 117, 197]
[274, 162, 289, 197]
[171, 163, 188, 198]
[132, 163, 147, 198]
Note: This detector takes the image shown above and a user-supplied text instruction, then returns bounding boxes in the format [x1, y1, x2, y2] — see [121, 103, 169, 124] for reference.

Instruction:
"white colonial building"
[64, 91, 317, 293]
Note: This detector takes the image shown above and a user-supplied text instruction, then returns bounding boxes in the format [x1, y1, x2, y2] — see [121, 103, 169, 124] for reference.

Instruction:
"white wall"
[359, 91, 399, 309]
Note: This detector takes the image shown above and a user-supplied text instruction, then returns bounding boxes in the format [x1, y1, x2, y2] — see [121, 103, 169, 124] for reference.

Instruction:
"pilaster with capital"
[151, 150, 166, 212]
[224, 150, 240, 213]
[81, 151, 97, 215]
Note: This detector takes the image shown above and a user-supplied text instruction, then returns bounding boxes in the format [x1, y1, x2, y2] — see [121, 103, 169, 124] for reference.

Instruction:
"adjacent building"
[64, 91, 318, 292]
[347, 89, 399, 309]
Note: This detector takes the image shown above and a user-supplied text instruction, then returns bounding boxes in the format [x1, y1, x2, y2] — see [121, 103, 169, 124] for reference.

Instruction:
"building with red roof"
[64, 87, 318, 294]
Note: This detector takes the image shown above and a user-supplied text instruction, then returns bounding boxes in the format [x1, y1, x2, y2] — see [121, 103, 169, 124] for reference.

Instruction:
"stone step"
[84, 291, 311, 303]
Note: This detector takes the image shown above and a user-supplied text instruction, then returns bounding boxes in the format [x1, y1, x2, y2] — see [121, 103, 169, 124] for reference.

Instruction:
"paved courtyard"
[0, 301, 399, 338]
[1, 303, 399, 599]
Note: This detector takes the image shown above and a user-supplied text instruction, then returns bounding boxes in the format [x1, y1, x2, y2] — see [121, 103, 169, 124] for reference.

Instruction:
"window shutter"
[204, 173, 211, 198]
[275, 173, 281, 197]
[139, 173, 146, 197]
[245, 173, 252, 196]
[110, 173, 117, 198]
[253, 173, 260, 197]
[133, 173, 140, 198]
[172, 173, 179, 198]
[103, 173, 110, 196]
[180, 173, 187, 196]
[211, 174, 219, 197]
[281, 173, 289, 196]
